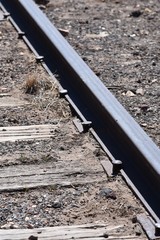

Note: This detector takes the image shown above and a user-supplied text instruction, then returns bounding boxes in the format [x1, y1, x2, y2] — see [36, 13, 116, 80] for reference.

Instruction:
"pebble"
[99, 188, 116, 200]
[125, 90, 135, 97]
[0, 222, 19, 229]
[39, 5, 46, 10]
[134, 224, 142, 236]
[27, 223, 34, 229]
[140, 123, 147, 127]
[25, 217, 30, 221]
[52, 200, 62, 208]
[28, 236, 38, 240]
[58, 28, 69, 37]
[136, 88, 144, 95]
[130, 10, 142, 18]
[151, 79, 158, 84]
[132, 216, 137, 223]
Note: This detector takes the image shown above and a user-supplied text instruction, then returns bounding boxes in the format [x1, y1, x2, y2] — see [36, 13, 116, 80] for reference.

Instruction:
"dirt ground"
[45, 0, 160, 147]
[1, 1, 159, 239]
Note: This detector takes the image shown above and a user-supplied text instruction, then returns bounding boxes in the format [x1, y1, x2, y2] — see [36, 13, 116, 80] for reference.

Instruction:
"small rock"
[140, 105, 149, 111]
[28, 236, 38, 240]
[58, 28, 69, 37]
[152, 61, 156, 66]
[1, 223, 11, 229]
[19, 51, 25, 56]
[130, 10, 142, 18]
[10, 223, 19, 229]
[125, 90, 135, 97]
[59, 146, 65, 150]
[99, 188, 116, 200]
[132, 51, 140, 56]
[132, 216, 137, 223]
[0, 222, 19, 229]
[140, 123, 147, 127]
[39, 5, 46, 10]
[151, 79, 157, 84]
[32, 205, 37, 208]
[25, 217, 30, 221]
[144, 8, 152, 13]
[52, 200, 62, 208]
[27, 223, 34, 229]
[134, 224, 142, 236]
[0, 87, 8, 92]
[139, 29, 149, 35]
[136, 88, 144, 95]
[129, 33, 136, 38]
[103, 233, 109, 238]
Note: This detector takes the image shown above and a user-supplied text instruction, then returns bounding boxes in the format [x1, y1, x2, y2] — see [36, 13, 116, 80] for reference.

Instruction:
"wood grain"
[0, 223, 145, 239]
[0, 124, 57, 142]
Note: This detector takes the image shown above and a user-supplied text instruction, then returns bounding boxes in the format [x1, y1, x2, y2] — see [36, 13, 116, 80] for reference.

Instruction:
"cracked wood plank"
[0, 158, 106, 191]
[0, 124, 58, 142]
[0, 223, 146, 239]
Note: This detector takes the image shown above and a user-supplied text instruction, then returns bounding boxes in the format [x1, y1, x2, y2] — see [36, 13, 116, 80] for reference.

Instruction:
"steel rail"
[0, 0, 160, 237]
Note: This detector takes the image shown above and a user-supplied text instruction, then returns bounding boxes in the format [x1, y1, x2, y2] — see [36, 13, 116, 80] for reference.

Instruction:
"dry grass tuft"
[25, 74, 39, 94]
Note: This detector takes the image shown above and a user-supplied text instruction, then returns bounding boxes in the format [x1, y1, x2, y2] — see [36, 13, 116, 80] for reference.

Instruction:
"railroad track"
[0, 0, 160, 239]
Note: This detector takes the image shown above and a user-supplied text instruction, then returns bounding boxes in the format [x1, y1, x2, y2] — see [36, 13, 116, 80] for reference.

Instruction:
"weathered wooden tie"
[0, 158, 106, 191]
[0, 125, 58, 142]
[0, 223, 145, 240]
